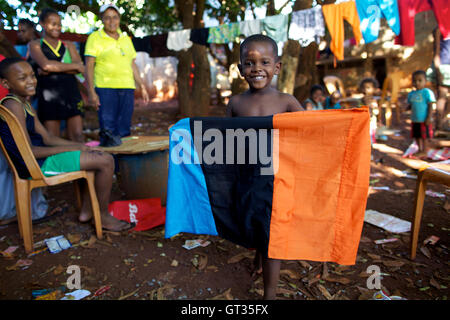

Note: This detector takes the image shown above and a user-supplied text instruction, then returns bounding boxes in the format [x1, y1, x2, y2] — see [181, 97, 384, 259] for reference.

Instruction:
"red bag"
[108, 198, 166, 231]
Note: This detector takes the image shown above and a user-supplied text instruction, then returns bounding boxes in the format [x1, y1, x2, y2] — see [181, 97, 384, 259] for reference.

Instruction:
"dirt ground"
[0, 97, 449, 301]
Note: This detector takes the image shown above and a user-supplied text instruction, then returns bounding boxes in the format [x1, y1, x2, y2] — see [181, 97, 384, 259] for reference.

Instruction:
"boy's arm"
[226, 96, 236, 117]
[31, 106, 89, 157]
[84, 56, 100, 110]
[425, 90, 437, 125]
[3, 99, 85, 159]
[29, 40, 83, 74]
[425, 102, 434, 125]
[285, 94, 304, 112]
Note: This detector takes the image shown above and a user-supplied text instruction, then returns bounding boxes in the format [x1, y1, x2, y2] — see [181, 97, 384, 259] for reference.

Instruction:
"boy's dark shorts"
[411, 122, 433, 139]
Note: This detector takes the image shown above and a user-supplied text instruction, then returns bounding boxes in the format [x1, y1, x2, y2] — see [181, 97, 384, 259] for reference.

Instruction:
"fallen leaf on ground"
[420, 246, 431, 259]
[53, 264, 65, 275]
[280, 269, 301, 280]
[277, 287, 297, 297]
[430, 277, 441, 289]
[317, 284, 333, 300]
[382, 260, 405, 268]
[333, 265, 351, 274]
[323, 275, 351, 285]
[227, 251, 253, 264]
[206, 265, 219, 272]
[118, 288, 139, 300]
[367, 253, 381, 260]
[6, 259, 33, 271]
[170, 259, 178, 267]
[298, 261, 312, 269]
[210, 288, 233, 300]
[67, 233, 82, 244]
[197, 254, 208, 270]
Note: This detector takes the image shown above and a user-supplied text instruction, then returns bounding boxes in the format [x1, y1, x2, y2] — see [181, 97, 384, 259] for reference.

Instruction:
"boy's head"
[0, 58, 37, 97]
[238, 35, 281, 91]
[359, 77, 379, 95]
[39, 8, 61, 39]
[412, 70, 427, 90]
[310, 84, 325, 103]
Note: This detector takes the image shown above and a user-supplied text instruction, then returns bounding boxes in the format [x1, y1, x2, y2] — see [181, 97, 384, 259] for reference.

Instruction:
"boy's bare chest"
[235, 96, 287, 117]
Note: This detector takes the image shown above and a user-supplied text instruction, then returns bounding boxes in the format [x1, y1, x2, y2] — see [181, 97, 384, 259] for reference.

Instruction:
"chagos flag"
[165, 108, 371, 265]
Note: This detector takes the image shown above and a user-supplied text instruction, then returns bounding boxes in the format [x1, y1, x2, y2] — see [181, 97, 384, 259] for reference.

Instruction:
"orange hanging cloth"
[322, 1, 364, 65]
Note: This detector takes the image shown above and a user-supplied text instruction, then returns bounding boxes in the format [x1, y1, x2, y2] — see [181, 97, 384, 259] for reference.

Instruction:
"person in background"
[359, 77, 380, 143]
[84, 3, 149, 146]
[324, 90, 342, 109]
[28, 8, 85, 142]
[16, 19, 39, 58]
[407, 70, 436, 157]
[303, 84, 325, 110]
[427, 28, 450, 131]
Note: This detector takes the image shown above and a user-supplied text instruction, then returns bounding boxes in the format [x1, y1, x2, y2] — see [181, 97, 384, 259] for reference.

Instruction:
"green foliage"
[2, 0, 276, 34]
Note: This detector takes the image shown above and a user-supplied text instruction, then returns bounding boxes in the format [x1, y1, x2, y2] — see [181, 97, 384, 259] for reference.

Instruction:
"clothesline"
[133, 0, 449, 61]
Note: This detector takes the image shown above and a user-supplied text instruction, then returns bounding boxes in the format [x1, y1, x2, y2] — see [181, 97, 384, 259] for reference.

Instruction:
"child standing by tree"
[29, 8, 85, 142]
[226, 34, 303, 299]
[0, 57, 133, 232]
[407, 70, 436, 156]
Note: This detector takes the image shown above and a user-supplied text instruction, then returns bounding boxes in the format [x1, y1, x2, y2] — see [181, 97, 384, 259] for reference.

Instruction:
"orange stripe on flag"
[269, 108, 371, 265]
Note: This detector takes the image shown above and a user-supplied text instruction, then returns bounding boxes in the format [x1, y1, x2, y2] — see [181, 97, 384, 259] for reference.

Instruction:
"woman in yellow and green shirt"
[84, 4, 148, 143]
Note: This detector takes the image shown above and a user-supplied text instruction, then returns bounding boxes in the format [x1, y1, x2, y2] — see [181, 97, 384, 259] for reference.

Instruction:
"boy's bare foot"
[252, 251, 263, 277]
[100, 213, 134, 232]
[78, 210, 92, 223]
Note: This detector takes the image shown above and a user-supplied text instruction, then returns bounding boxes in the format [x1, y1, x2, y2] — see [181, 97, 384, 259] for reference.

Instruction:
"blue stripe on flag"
[165, 118, 218, 238]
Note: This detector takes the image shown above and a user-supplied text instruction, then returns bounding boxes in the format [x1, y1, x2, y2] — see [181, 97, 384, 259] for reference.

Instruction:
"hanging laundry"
[207, 22, 240, 44]
[167, 29, 193, 51]
[396, 0, 450, 46]
[262, 14, 289, 43]
[288, 6, 325, 47]
[149, 33, 174, 57]
[239, 19, 262, 37]
[132, 36, 152, 55]
[322, 1, 363, 61]
[355, 0, 400, 43]
[190, 27, 210, 46]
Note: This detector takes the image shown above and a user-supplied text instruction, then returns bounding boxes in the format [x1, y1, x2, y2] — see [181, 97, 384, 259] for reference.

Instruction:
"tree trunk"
[175, 0, 211, 117]
[277, 0, 314, 100]
[293, 42, 319, 103]
[278, 40, 300, 94]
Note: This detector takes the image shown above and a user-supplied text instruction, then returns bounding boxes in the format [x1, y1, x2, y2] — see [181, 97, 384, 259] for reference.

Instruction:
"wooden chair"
[0, 104, 103, 253]
[323, 75, 346, 97]
[410, 166, 450, 260]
